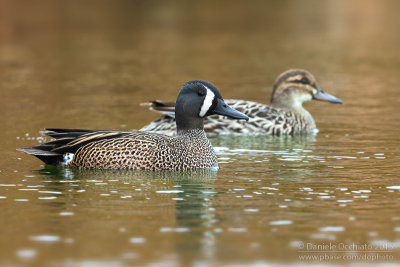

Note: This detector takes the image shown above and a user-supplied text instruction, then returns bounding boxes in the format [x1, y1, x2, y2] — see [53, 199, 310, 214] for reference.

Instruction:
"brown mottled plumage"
[140, 69, 342, 136]
[45, 129, 217, 170]
[20, 80, 248, 170]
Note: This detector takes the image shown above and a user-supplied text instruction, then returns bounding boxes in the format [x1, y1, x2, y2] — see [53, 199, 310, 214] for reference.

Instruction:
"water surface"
[1, 0, 400, 266]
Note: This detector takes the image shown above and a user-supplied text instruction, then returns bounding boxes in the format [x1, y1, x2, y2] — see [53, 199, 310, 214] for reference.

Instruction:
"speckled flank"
[68, 129, 217, 170]
[206, 100, 316, 135]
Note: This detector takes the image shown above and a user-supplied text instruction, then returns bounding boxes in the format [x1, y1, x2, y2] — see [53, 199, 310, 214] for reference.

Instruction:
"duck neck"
[270, 91, 309, 111]
[176, 118, 205, 137]
[175, 106, 205, 136]
[176, 127, 207, 138]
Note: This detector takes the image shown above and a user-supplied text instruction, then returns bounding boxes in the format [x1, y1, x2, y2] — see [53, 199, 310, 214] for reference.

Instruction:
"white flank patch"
[63, 153, 74, 165]
[199, 86, 215, 117]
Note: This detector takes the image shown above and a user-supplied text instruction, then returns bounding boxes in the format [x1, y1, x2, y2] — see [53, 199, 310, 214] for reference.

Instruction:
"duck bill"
[213, 98, 249, 121]
[313, 88, 343, 104]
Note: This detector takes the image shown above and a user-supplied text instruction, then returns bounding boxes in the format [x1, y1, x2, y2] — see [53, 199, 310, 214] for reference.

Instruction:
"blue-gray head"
[175, 80, 248, 132]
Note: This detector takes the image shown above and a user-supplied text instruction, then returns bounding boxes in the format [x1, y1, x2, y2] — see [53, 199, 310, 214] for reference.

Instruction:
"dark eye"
[300, 77, 309, 84]
[197, 89, 206, 96]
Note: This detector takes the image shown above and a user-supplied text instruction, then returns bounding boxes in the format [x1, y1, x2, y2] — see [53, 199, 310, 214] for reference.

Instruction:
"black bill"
[213, 98, 249, 121]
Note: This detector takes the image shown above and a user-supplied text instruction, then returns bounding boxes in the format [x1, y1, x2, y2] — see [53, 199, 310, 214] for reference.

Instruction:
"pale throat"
[272, 90, 313, 110]
[292, 93, 312, 109]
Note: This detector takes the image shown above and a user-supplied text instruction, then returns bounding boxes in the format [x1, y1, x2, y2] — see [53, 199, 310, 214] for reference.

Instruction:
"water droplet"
[29, 235, 60, 242]
[319, 226, 345, 232]
[130, 237, 146, 244]
[59, 212, 74, 216]
[269, 220, 292, 226]
[16, 249, 37, 259]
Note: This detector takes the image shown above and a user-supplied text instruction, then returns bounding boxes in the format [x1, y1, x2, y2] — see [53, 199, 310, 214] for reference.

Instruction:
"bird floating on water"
[20, 80, 248, 171]
[140, 69, 342, 136]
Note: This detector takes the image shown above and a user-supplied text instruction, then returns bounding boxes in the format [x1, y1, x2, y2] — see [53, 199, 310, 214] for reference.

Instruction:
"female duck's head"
[270, 69, 342, 109]
[175, 80, 248, 133]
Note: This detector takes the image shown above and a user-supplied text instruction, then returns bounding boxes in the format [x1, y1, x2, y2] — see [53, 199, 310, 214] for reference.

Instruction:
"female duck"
[140, 69, 342, 136]
[20, 80, 248, 170]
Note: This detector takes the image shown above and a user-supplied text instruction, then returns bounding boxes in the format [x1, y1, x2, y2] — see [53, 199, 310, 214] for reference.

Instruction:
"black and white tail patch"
[63, 153, 74, 165]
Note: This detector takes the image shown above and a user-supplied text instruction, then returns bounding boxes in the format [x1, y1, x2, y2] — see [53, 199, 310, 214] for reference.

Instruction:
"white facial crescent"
[199, 86, 215, 117]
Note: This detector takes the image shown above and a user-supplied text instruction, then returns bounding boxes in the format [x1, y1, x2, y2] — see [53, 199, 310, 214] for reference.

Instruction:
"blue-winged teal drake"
[140, 69, 342, 136]
[20, 80, 249, 170]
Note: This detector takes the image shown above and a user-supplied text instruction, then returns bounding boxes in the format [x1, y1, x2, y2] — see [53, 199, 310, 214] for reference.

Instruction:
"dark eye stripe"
[300, 78, 309, 84]
[292, 78, 310, 85]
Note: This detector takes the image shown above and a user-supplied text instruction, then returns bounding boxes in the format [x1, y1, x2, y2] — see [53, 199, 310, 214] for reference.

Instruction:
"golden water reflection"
[1, 0, 400, 265]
